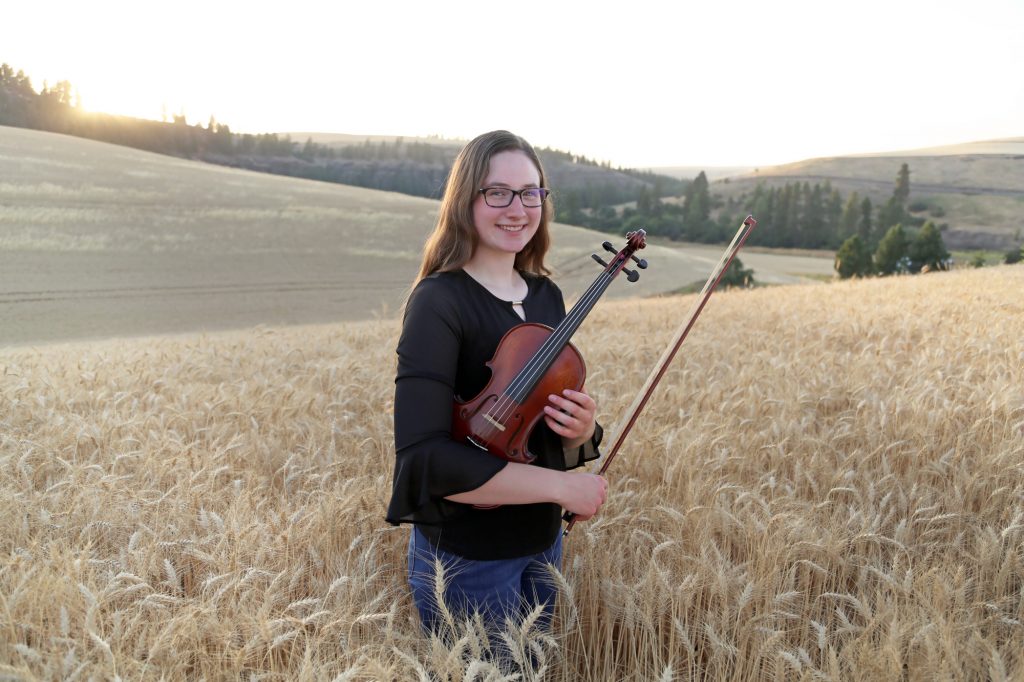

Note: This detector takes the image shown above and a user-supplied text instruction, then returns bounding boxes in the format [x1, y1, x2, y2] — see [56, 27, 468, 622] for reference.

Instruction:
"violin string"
[486, 260, 619, 426]
[523, 256, 625, 391]
[485, 281, 607, 431]
[496, 266, 613, 414]
[510, 268, 614, 399]
[485, 268, 612, 428]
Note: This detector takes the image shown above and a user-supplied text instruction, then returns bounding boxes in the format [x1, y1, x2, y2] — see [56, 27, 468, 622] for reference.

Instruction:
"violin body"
[452, 322, 585, 465]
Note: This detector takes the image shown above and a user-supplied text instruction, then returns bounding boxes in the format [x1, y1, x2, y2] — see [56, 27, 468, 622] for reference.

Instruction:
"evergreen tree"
[895, 163, 911, 204]
[804, 183, 825, 247]
[212, 122, 233, 154]
[238, 133, 256, 155]
[747, 184, 771, 242]
[874, 224, 909, 275]
[556, 190, 584, 226]
[300, 136, 316, 161]
[719, 256, 754, 288]
[835, 234, 873, 279]
[775, 184, 796, 246]
[636, 185, 653, 215]
[683, 171, 711, 228]
[858, 197, 874, 245]
[825, 187, 843, 248]
[840, 191, 861, 237]
[878, 163, 911, 234]
[878, 196, 905, 234]
[909, 221, 950, 271]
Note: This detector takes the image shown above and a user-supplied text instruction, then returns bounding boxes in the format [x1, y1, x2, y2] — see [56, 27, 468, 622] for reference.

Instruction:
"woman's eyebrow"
[482, 181, 540, 188]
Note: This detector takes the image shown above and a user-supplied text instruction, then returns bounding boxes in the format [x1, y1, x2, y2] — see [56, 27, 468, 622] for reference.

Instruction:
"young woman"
[386, 130, 608, 633]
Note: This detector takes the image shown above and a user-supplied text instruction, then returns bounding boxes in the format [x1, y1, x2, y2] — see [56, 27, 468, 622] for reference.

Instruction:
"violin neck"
[505, 267, 617, 403]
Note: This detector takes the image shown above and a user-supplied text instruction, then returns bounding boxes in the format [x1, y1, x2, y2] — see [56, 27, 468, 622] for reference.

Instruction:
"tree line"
[0, 62, 685, 204]
[561, 157, 974, 278]
[572, 162, 927, 248]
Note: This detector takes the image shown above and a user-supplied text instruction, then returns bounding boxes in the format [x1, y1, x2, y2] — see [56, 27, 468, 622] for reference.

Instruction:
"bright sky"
[4, 0, 1023, 168]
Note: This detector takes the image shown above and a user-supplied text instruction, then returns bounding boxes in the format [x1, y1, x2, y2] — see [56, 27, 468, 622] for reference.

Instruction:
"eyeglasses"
[478, 187, 551, 208]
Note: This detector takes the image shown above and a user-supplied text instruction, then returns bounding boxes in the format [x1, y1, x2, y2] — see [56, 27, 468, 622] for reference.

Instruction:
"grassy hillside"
[853, 137, 1024, 157]
[0, 125, 833, 346]
[2, 266, 1022, 680]
[712, 139, 1024, 250]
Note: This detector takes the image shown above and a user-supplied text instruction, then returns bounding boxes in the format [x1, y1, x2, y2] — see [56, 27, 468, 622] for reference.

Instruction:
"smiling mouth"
[498, 224, 526, 232]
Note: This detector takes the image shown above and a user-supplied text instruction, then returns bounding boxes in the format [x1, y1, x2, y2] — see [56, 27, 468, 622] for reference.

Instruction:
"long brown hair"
[414, 130, 552, 285]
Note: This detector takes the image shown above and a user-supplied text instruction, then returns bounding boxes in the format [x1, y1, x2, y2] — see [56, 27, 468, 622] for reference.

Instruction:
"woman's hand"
[544, 388, 597, 449]
[557, 472, 608, 519]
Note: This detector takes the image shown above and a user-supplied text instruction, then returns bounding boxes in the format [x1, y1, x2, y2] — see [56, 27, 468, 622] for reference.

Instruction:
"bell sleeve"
[385, 279, 508, 526]
[563, 422, 603, 470]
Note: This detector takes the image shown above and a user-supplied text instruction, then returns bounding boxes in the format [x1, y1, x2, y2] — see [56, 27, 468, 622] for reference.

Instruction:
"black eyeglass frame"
[477, 187, 551, 208]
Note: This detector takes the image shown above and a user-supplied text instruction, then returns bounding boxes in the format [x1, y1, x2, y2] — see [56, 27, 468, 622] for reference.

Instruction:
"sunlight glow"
[4, 0, 1022, 168]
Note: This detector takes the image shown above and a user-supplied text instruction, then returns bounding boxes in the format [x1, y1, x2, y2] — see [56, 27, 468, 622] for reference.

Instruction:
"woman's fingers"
[548, 389, 596, 414]
[543, 406, 579, 430]
[546, 389, 597, 439]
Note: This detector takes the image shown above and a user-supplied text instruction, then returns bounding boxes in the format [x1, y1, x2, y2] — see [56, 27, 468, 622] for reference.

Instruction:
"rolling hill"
[706, 138, 1024, 249]
[0, 125, 832, 346]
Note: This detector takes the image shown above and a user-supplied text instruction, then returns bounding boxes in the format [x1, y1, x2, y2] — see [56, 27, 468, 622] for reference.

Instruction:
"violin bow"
[563, 215, 758, 536]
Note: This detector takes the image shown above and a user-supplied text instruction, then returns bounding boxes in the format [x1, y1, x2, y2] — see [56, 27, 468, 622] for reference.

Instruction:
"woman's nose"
[505, 194, 528, 214]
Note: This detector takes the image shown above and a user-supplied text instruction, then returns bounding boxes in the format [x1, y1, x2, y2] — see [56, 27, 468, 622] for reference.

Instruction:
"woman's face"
[471, 150, 543, 260]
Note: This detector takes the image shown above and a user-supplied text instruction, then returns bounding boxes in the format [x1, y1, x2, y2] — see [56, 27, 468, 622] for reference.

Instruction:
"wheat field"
[2, 267, 1023, 681]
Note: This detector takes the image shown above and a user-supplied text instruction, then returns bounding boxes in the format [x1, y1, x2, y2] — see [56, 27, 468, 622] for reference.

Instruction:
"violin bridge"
[483, 414, 506, 431]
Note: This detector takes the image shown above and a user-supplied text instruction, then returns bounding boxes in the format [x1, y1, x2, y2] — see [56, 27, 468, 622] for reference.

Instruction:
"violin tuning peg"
[602, 242, 617, 254]
[631, 255, 648, 269]
[624, 267, 640, 282]
[592, 254, 609, 267]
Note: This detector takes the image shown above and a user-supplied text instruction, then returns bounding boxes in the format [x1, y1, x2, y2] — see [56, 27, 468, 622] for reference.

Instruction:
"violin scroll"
[594, 230, 649, 283]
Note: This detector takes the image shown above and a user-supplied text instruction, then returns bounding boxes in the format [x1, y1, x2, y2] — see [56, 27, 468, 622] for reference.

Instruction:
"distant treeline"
[0, 62, 685, 207]
[574, 162, 936, 249]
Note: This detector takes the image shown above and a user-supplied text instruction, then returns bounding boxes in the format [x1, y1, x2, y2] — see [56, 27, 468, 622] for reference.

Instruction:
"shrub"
[720, 256, 755, 288]
[909, 221, 950, 272]
[874, 224, 909, 275]
[835, 235, 873, 279]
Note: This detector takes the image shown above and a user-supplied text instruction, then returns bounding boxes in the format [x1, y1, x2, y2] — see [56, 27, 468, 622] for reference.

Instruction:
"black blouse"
[386, 269, 601, 560]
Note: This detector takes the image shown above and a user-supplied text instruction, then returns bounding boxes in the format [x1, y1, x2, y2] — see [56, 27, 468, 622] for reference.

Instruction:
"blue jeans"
[407, 527, 563, 634]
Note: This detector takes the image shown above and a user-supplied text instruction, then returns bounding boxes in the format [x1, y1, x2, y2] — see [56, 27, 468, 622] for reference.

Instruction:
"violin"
[451, 231, 648, 465]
